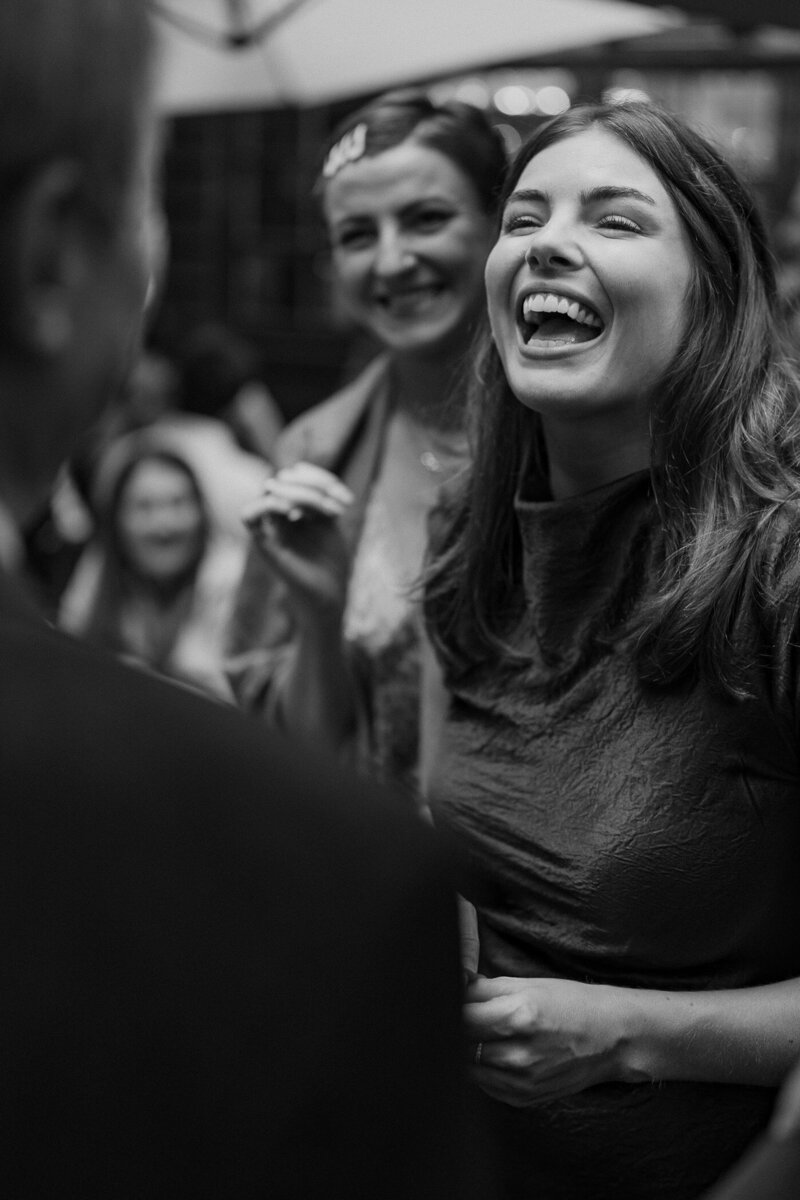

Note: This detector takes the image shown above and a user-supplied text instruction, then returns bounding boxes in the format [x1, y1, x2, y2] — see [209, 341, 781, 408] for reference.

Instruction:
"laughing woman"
[422, 101, 800, 1199]
[226, 90, 506, 798]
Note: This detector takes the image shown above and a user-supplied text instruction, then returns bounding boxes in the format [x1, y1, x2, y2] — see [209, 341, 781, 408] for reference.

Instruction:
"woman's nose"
[374, 228, 416, 277]
[524, 227, 581, 271]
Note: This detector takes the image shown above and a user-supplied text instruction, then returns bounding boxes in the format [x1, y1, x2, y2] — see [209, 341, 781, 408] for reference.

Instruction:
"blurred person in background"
[59, 427, 249, 700]
[177, 320, 285, 463]
[22, 348, 180, 616]
[0, 2, 482, 1195]
[227, 89, 507, 801]
[55, 333, 270, 661]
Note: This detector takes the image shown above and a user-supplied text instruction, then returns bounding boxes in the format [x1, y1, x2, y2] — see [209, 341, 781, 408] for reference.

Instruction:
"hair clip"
[322, 123, 368, 179]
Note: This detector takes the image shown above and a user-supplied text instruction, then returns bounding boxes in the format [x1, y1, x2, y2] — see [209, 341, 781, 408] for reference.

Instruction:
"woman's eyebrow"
[505, 185, 657, 207]
[399, 195, 453, 212]
[330, 214, 372, 228]
[581, 185, 657, 206]
[506, 188, 547, 205]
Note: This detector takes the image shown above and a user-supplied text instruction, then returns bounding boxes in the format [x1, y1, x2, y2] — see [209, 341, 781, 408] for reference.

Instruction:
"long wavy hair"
[424, 100, 800, 698]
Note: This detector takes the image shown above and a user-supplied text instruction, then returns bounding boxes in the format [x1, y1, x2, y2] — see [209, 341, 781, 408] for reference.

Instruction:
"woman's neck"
[127, 568, 196, 609]
[388, 352, 466, 433]
[541, 414, 650, 500]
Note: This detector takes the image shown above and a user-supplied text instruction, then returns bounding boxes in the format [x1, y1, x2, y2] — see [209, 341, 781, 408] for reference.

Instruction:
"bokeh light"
[535, 85, 571, 115]
[493, 85, 534, 116]
[452, 78, 492, 109]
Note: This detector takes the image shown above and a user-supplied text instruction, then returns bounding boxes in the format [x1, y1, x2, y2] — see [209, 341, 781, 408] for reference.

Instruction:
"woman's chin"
[379, 318, 475, 362]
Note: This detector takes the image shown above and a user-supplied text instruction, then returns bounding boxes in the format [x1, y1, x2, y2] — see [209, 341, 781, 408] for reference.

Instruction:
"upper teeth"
[522, 293, 602, 327]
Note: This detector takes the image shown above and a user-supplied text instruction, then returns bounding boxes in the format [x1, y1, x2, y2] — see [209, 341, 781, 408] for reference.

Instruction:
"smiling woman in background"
[226, 89, 506, 799]
[422, 100, 800, 1199]
[59, 427, 249, 700]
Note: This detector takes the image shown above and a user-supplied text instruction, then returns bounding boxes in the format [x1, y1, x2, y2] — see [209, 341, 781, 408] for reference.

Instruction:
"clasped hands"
[465, 973, 644, 1107]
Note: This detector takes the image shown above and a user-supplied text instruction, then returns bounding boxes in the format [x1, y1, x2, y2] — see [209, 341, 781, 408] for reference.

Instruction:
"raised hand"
[242, 462, 355, 628]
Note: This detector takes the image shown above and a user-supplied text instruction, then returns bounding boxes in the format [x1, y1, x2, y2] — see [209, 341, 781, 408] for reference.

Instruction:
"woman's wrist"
[611, 985, 677, 1084]
[608, 981, 800, 1088]
[588, 983, 663, 1085]
[596, 982, 720, 1085]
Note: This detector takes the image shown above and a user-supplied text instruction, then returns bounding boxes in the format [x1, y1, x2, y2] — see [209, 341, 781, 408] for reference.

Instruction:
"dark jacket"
[1, 565, 484, 1198]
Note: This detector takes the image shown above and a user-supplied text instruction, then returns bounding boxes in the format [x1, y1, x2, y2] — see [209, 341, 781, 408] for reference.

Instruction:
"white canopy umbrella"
[152, 0, 684, 114]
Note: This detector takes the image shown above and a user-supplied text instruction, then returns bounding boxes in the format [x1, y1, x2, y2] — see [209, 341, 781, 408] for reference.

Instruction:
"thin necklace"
[395, 409, 468, 476]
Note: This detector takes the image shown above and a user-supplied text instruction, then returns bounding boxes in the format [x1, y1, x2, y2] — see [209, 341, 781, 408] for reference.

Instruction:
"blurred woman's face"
[485, 126, 693, 435]
[323, 141, 496, 360]
[117, 459, 204, 585]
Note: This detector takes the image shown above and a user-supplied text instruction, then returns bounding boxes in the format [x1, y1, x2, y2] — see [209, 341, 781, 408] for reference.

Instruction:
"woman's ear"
[0, 159, 87, 356]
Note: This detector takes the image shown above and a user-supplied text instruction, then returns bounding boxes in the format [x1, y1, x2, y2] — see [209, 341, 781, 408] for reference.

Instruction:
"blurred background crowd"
[20, 0, 800, 704]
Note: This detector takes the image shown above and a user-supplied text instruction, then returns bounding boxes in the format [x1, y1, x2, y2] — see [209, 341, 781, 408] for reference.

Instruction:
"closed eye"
[501, 212, 544, 235]
[596, 214, 642, 234]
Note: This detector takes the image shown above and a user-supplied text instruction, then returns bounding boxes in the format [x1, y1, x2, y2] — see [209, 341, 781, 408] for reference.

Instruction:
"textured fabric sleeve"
[223, 537, 296, 713]
[225, 548, 374, 768]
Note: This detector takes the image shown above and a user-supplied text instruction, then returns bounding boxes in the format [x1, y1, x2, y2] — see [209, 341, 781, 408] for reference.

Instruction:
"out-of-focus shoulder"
[275, 356, 391, 469]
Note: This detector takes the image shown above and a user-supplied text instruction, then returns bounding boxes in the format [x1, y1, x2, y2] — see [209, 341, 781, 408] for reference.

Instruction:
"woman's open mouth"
[519, 291, 604, 346]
